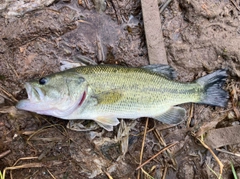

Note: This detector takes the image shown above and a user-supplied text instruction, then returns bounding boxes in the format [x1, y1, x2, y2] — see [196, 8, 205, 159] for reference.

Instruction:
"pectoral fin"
[153, 107, 186, 124]
[95, 122, 114, 131]
[94, 116, 120, 131]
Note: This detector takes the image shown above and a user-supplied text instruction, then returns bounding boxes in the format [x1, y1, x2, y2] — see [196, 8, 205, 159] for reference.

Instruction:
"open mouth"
[17, 82, 88, 118]
[24, 82, 33, 99]
[25, 83, 44, 101]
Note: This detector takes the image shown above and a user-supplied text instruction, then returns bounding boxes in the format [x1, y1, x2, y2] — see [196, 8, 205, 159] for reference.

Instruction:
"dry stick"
[8, 63, 19, 79]
[0, 86, 18, 102]
[187, 103, 194, 128]
[140, 168, 155, 178]
[76, 19, 92, 25]
[13, 157, 39, 166]
[27, 124, 68, 142]
[0, 150, 11, 159]
[4, 163, 44, 179]
[4, 59, 19, 79]
[37, 116, 71, 145]
[162, 166, 168, 179]
[197, 137, 223, 179]
[10, 157, 39, 178]
[156, 123, 179, 131]
[230, 0, 240, 11]
[8, 156, 60, 179]
[159, 0, 173, 14]
[153, 129, 177, 168]
[216, 148, 240, 157]
[46, 168, 57, 179]
[105, 171, 114, 179]
[136, 142, 178, 170]
[0, 93, 12, 103]
[137, 118, 149, 179]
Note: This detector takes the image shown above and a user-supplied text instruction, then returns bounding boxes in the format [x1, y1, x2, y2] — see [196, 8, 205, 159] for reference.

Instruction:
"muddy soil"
[0, 0, 240, 178]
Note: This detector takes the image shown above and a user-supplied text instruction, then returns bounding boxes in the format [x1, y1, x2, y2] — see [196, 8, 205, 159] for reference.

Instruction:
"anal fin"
[94, 116, 120, 131]
[153, 107, 186, 124]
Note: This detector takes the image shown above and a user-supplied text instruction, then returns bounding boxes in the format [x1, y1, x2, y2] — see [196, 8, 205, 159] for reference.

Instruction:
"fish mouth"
[25, 83, 44, 101]
[24, 82, 32, 99]
[17, 82, 88, 118]
[16, 83, 44, 110]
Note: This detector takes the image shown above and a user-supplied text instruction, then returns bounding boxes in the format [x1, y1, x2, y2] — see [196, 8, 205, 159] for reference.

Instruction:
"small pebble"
[232, 121, 240, 126]
[13, 133, 18, 139]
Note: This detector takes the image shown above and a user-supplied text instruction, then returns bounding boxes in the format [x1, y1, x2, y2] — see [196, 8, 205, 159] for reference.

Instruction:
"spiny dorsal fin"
[142, 64, 176, 79]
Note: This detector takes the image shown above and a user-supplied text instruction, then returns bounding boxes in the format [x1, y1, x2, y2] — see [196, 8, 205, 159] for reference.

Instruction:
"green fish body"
[16, 65, 228, 131]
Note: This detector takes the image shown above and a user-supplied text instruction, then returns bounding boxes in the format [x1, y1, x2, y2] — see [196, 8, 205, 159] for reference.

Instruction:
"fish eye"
[39, 77, 47, 85]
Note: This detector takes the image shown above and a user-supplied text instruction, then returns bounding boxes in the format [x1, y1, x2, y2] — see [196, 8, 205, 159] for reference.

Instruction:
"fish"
[16, 65, 228, 131]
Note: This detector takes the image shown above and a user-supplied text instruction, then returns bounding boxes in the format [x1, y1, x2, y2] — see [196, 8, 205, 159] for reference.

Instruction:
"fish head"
[16, 72, 88, 118]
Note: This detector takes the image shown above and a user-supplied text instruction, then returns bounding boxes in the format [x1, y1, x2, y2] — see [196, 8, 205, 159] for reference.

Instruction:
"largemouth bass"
[16, 65, 228, 131]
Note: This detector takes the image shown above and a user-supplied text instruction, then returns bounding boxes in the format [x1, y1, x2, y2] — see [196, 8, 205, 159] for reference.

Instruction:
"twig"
[230, 0, 240, 11]
[96, 34, 105, 62]
[141, 168, 155, 179]
[216, 148, 240, 157]
[197, 136, 223, 179]
[76, 19, 92, 25]
[156, 123, 179, 131]
[12, 157, 38, 167]
[162, 165, 168, 179]
[4, 162, 44, 179]
[187, 104, 194, 128]
[0, 150, 11, 159]
[153, 129, 177, 168]
[8, 63, 19, 79]
[159, 0, 173, 14]
[0, 86, 18, 102]
[137, 118, 149, 179]
[46, 168, 56, 179]
[206, 164, 221, 179]
[27, 124, 68, 142]
[105, 171, 114, 179]
[136, 142, 178, 170]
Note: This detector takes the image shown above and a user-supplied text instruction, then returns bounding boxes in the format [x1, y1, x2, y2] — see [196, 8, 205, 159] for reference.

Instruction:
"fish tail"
[196, 69, 229, 107]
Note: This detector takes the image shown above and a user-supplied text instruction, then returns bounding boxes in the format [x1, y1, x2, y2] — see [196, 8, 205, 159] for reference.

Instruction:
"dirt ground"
[1, 0, 240, 178]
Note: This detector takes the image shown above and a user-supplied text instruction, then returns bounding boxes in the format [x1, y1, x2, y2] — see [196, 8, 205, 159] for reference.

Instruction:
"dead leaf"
[205, 125, 240, 148]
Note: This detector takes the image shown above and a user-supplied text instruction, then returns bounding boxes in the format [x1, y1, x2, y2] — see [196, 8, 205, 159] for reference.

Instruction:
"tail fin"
[196, 70, 228, 107]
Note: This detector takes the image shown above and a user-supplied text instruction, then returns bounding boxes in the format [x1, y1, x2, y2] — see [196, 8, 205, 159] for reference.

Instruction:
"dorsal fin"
[142, 64, 176, 79]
